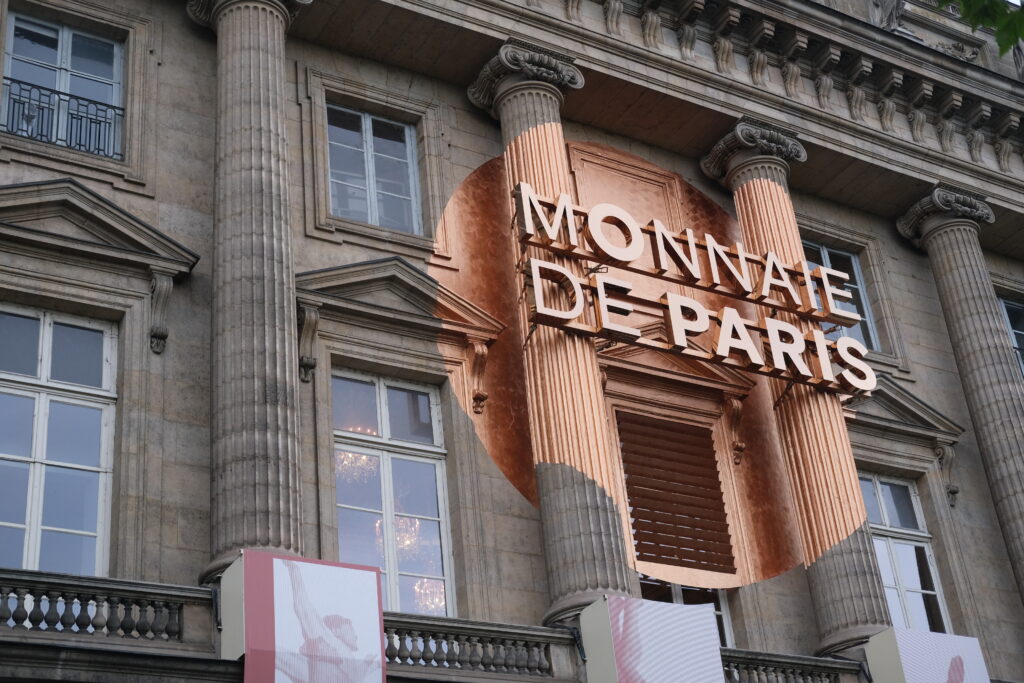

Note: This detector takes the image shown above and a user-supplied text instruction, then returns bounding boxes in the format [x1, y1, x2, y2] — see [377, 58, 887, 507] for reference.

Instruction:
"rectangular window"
[617, 412, 736, 575]
[1, 13, 123, 159]
[332, 371, 452, 616]
[639, 575, 734, 646]
[1000, 298, 1024, 373]
[0, 304, 116, 576]
[860, 473, 949, 633]
[326, 105, 421, 235]
[802, 241, 878, 350]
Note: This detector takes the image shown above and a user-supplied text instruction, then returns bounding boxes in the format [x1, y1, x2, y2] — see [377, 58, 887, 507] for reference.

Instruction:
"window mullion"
[363, 114, 377, 226]
[27, 393, 51, 571]
[381, 452, 399, 611]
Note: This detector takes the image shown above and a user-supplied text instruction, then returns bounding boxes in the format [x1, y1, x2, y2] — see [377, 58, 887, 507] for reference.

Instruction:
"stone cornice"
[467, 39, 585, 115]
[186, 0, 312, 27]
[897, 184, 996, 243]
[700, 117, 807, 180]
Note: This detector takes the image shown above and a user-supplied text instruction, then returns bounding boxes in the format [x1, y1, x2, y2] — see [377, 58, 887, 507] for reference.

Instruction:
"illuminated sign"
[515, 182, 876, 393]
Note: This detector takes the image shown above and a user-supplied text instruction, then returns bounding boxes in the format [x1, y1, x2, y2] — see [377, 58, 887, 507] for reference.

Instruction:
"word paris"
[514, 182, 876, 393]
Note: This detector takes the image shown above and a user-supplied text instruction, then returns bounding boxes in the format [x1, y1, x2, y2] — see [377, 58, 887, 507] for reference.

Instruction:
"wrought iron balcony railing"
[0, 77, 124, 161]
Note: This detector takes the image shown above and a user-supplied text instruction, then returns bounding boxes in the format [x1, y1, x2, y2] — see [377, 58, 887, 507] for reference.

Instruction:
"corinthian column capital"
[467, 39, 585, 117]
[186, 0, 312, 27]
[897, 184, 995, 246]
[701, 117, 807, 187]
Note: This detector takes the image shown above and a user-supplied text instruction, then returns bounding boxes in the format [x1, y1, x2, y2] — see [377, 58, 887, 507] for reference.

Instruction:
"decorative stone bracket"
[297, 302, 320, 383]
[935, 442, 960, 507]
[700, 117, 807, 180]
[470, 339, 491, 413]
[149, 271, 174, 355]
[897, 183, 995, 246]
[467, 39, 584, 116]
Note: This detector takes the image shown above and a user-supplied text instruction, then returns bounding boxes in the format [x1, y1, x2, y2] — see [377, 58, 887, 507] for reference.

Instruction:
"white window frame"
[2, 13, 123, 154]
[802, 240, 879, 350]
[860, 472, 951, 633]
[999, 297, 1024, 375]
[326, 104, 423, 235]
[331, 369, 455, 616]
[0, 302, 116, 577]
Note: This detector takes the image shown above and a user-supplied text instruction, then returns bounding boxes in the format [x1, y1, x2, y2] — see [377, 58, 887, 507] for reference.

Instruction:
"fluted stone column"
[469, 41, 638, 623]
[899, 186, 1024, 602]
[702, 119, 890, 653]
[190, 0, 304, 580]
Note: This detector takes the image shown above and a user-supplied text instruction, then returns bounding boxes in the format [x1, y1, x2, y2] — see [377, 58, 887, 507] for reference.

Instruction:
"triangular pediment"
[0, 178, 198, 277]
[845, 374, 963, 441]
[295, 257, 505, 341]
[600, 321, 754, 396]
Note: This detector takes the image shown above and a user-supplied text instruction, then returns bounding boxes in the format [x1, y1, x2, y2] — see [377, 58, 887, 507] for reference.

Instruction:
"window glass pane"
[332, 377, 379, 436]
[387, 386, 433, 443]
[42, 466, 99, 532]
[70, 34, 115, 80]
[678, 586, 717, 606]
[379, 573, 388, 611]
[0, 311, 40, 376]
[9, 58, 57, 89]
[1006, 302, 1024, 333]
[860, 477, 882, 525]
[825, 250, 858, 285]
[880, 481, 919, 530]
[330, 182, 369, 223]
[0, 525, 24, 569]
[395, 516, 442, 575]
[376, 193, 415, 233]
[392, 459, 438, 517]
[399, 575, 445, 616]
[68, 74, 113, 105]
[873, 537, 896, 586]
[371, 119, 408, 159]
[12, 21, 58, 64]
[334, 449, 382, 511]
[373, 155, 411, 196]
[802, 243, 823, 269]
[923, 592, 946, 632]
[38, 529, 96, 575]
[0, 460, 29, 524]
[903, 591, 944, 632]
[337, 508, 383, 569]
[46, 401, 102, 468]
[329, 145, 367, 187]
[638, 576, 673, 602]
[51, 323, 104, 387]
[327, 108, 363, 148]
[884, 586, 906, 628]
[0, 392, 35, 458]
[914, 545, 936, 591]
[894, 542, 922, 590]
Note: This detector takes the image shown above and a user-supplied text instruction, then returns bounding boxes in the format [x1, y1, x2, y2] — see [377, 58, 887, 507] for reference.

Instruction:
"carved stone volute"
[897, 184, 995, 246]
[467, 39, 585, 117]
[700, 117, 807, 181]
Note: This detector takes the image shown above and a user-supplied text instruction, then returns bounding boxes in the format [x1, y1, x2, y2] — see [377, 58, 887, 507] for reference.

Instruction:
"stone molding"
[467, 39, 584, 116]
[186, 0, 312, 27]
[897, 184, 996, 244]
[700, 117, 807, 181]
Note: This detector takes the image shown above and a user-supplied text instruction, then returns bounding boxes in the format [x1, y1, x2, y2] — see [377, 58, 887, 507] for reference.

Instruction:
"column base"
[198, 546, 302, 585]
[542, 588, 631, 626]
[815, 623, 887, 657]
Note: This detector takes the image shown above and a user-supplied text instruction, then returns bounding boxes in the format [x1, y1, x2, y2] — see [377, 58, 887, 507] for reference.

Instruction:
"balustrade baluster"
[433, 632, 446, 666]
[384, 627, 398, 662]
[421, 630, 435, 666]
[92, 595, 108, 635]
[515, 640, 528, 672]
[526, 641, 539, 673]
[76, 594, 93, 633]
[503, 639, 517, 672]
[480, 638, 495, 671]
[166, 603, 181, 640]
[468, 636, 483, 670]
[396, 629, 411, 664]
[59, 593, 77, 632]
[106, 596, 122, 636]
[151, 600, 168, 639]
[120, 599, 136, 637]
[0, 586, 13, 627]
[445, 633, 458, 668]
[135, 599, 152, 638]
[12, 588, 29, 629]
[42, 591, 60, 631]
[409, 630, 423, 665]
[28, 590, 44, 629]
[537, 642, 550, 675]
[456, 634, 471, 669]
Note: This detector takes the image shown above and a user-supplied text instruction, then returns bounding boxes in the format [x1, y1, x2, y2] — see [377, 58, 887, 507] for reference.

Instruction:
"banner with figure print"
[865, 627, 990, 683]
[580, 595, 723, 683]
[220, 550, 385, 683]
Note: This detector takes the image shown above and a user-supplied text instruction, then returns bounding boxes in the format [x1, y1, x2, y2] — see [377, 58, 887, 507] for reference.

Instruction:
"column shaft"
[206, 0, 301, 577]
[494, 77, 637, 623]
[920, 219, 1024, 599]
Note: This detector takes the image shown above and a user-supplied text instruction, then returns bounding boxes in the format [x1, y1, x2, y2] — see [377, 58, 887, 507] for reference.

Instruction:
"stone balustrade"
[0, 569, 215, 652]
[722, 648, 864, 682]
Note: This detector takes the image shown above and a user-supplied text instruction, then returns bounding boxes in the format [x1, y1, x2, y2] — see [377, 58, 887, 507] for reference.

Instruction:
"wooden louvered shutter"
[617, 412, 736, 574]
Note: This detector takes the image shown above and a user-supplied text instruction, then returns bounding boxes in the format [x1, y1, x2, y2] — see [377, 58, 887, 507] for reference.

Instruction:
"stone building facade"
[0, 0, 1023, 680]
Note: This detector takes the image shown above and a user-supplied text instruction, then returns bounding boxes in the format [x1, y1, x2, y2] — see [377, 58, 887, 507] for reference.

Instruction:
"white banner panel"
[865, 627, 990, 683]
